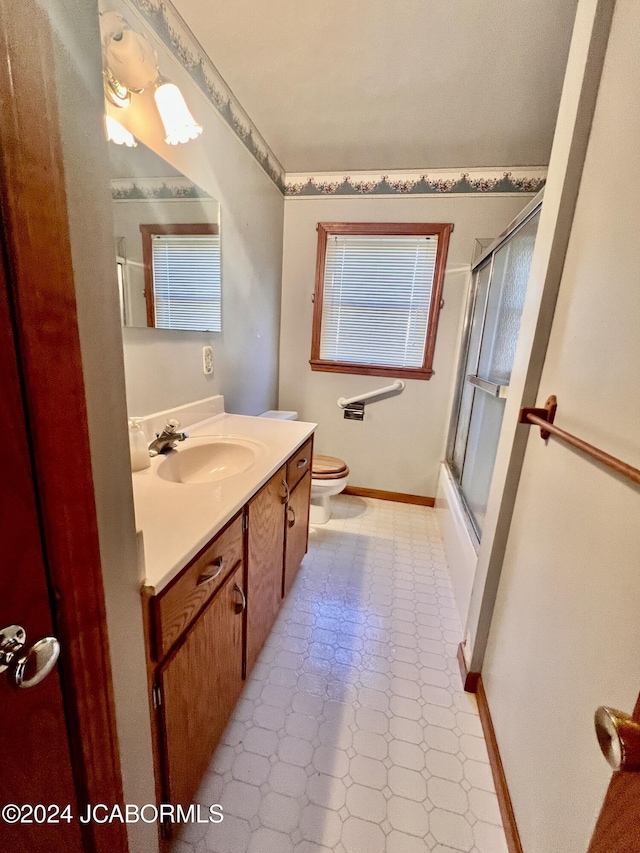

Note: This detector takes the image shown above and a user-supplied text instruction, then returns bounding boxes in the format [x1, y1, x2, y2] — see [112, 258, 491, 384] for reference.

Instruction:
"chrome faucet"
[148, 419, 189, 456]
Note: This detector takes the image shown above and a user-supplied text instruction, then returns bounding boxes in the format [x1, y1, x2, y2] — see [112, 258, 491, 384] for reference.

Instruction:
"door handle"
[466, 374, 509, 399]
[287, 506, 296, 528]
[0, 624, 60, 689]
[281, 478, 290, 504]
[595, 706, 640, 771]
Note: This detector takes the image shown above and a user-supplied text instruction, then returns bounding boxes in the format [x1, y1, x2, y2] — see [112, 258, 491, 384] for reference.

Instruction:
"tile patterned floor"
[175, 496, 508, 853]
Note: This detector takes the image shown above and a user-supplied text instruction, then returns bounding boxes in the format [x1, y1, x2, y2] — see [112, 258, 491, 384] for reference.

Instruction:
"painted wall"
[112, 0, 285, 417]
[45, 1, 158, 850]
[279, 195, 531, 497]
[483, 2, 640, 849]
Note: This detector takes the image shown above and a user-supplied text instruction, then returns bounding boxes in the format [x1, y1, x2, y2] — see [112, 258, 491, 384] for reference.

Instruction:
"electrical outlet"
[202, 346, 213, 375]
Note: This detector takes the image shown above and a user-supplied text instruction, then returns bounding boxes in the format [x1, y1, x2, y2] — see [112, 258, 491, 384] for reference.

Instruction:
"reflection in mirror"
[109, 141, 221, 331]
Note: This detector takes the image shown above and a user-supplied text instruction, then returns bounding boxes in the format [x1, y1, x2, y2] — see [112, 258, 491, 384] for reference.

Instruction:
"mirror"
[109, 140, 221, 331]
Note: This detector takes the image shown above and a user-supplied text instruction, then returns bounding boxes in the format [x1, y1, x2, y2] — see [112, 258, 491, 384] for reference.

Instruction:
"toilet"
[308, 453, 350, 524]
[259, 410, 349, 524]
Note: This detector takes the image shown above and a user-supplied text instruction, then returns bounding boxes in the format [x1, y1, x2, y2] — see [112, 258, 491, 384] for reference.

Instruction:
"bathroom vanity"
[131, 397, 315, 835]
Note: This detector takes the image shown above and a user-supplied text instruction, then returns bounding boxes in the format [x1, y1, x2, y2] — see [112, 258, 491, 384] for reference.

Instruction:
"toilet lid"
[312, 454, 349, 480]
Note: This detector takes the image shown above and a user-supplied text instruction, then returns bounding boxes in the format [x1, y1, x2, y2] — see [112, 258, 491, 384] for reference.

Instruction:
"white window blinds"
[319, 234, 439, 367]
[152, 233, 221, 331]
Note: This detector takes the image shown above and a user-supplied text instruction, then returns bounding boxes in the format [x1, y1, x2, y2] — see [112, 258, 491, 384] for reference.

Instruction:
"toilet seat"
[312, 454, 350, 480]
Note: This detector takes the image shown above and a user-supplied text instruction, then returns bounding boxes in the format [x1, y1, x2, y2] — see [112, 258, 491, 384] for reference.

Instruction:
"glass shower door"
[450, 260, 492, 477]
[448, 209, 540, 537]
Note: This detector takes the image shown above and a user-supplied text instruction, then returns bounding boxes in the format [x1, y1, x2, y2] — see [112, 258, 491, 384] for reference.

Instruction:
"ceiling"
[172, 0, 578, 174]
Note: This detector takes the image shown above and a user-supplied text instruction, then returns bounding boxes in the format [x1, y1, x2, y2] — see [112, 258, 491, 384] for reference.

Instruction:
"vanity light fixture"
[154, 78, 203, 146]
[104, 114, 137, 147]
[99, 10, 202, 146]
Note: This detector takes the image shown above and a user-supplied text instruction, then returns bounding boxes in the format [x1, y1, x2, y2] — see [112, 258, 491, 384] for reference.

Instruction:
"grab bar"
[337, 380, 405, 409]
[519, 395, 640, 486]
[467, 375, 509, 399]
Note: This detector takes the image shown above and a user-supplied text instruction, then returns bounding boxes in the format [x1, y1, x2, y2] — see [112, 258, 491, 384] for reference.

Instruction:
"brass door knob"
[595, 706, 640, 771]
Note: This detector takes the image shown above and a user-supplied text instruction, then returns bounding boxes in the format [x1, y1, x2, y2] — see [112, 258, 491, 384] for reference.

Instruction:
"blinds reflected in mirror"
[151, 233, 221, 331]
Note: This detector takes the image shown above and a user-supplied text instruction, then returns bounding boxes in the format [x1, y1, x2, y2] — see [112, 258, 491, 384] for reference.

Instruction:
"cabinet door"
[246, 466, 286, 673]
[283, 471, 311, 598]
[159, 562, 245, 808]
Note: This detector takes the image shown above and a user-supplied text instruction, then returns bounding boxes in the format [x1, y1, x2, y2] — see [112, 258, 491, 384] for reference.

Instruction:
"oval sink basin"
[156, 436, 263, 485]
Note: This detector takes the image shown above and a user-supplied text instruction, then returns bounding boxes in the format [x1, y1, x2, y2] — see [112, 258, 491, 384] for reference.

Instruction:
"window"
[310, 222, 452, 380]
[140, 223, 221, 331]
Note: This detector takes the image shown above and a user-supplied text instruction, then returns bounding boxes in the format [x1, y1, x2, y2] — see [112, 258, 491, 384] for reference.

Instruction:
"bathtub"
[435, 462, 479, 639]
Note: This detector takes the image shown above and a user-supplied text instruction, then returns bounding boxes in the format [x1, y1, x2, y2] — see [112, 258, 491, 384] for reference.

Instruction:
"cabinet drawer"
[154, 512, 243, 659]
[287, 437, 313, 492]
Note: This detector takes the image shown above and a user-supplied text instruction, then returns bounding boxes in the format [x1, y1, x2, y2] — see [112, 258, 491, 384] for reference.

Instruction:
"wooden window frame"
[139, 223, 220, 328]
[310, 222, 453, 380]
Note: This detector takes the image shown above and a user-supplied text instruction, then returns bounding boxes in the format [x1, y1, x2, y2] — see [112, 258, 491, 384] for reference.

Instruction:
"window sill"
[309, 359, 434, 380]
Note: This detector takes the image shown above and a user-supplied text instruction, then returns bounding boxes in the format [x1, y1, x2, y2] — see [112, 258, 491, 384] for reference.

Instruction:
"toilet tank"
[259, 410, 298, 420]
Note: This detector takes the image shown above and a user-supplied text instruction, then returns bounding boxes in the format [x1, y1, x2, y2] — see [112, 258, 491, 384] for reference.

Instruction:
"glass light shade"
[104, 114, 137, 147]
[154, 82, 203, 145]
[100, 11, 158, 92]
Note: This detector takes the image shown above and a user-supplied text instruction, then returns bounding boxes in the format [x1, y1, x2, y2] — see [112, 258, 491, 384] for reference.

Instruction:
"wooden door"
[246, 468, 286, 673]
[588, 697, 640, 851]
[283, 472, 311, 598]
[0, 246, 83, 852]
[0, 5, 131, 850]
[159, 562, 245, 810]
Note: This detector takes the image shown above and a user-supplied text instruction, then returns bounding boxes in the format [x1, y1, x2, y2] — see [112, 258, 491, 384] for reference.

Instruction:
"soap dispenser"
[129, 418, 150, 472]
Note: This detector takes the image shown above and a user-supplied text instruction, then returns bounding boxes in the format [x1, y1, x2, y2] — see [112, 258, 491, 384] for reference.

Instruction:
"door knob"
[595, 706, 640, 771]
[0, 624, 60, 689]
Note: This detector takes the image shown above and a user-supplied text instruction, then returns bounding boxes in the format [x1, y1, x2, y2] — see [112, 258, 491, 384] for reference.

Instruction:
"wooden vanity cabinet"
[245, 436, 314, 672]
[142, 434, 314, 842]
[284, 471, 311, 597]
[158, 561, 245, 809]
[246, 465, 286, 673]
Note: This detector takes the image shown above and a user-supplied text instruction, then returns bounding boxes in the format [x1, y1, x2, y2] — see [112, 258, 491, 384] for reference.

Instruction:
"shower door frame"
[445, 192, 544, 542]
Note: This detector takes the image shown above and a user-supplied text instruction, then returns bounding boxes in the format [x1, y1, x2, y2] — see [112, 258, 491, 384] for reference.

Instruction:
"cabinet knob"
[281, 479, 290, 504]
[297, 458, 308, 469]
[287, 506, 296, 528]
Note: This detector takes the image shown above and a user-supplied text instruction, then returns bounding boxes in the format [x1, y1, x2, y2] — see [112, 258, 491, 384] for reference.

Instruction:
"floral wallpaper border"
[126, 0, 286, 191]
[285, 168, 547, 197]
[110, 177, 212, 200]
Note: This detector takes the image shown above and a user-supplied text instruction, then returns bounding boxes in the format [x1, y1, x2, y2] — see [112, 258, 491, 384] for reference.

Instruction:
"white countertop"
[132, 410, 315, 594]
